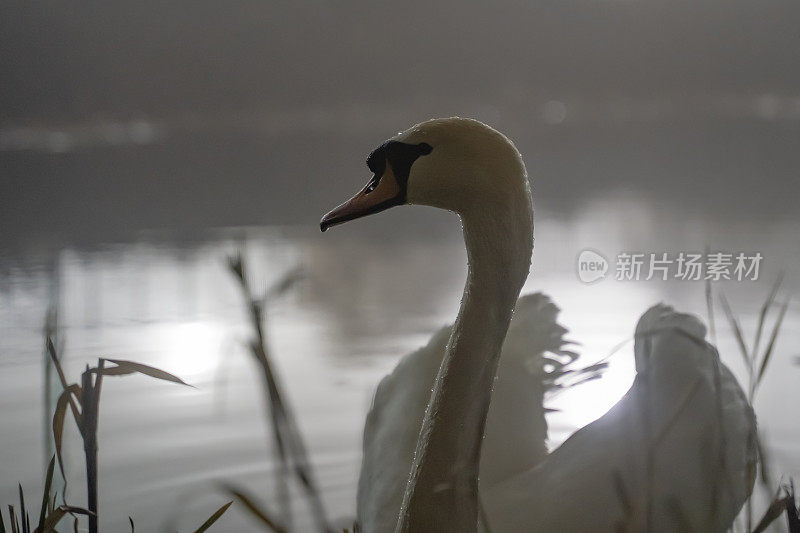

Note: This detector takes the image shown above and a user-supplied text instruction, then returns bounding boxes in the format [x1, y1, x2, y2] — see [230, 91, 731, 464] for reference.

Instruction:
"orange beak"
[320, 162, 403, 232]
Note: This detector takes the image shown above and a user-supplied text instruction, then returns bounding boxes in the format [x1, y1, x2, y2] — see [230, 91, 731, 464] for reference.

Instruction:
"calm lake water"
[1, 198, 798, 532]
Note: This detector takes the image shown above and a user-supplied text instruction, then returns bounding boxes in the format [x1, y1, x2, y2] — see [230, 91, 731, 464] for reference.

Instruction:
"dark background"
[2, 0, 799, 246]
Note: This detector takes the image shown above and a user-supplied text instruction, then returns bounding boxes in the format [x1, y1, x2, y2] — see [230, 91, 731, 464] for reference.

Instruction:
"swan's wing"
[485, 303, 757, 533]
[357, 326, 451, 533]
[481, 292, 571, 486]
[357, 292, 572, 532]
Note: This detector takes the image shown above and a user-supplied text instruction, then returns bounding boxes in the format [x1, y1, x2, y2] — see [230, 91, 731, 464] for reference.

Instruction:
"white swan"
[322, 117, 532, 532]
[320, 117, 756, 532]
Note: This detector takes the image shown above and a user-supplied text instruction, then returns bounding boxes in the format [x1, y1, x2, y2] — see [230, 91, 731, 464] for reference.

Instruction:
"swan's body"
[321, 117, 756, 532]
[359, 299, 756, 532]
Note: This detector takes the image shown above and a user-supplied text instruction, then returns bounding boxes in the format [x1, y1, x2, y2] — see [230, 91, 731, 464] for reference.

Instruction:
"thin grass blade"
[128, 517, 134, 532]
[95, 366, 136, 376]
[36, 506, 92, 533]
[49, 335, 83, 417]
[192, 501, 232, 533]
[752, 273, 783, 360]
[785, 480, 800, 533]
[719, 294, 750, 368]
[46, 339, 69, 391]
[18, 486, 26, 533]
[221, 485, 285, 533]
[7, 506, 17, 533]
[103, 359, 192, 387]
[756, 299, 789, 390]
[752, 494, 790, 533]
[705, 278, 717, 344]
[561, 373, 603, 389]
[266, 266, 305, 301]
[52, 384, 81, 484]
[37, 456, 55, 531]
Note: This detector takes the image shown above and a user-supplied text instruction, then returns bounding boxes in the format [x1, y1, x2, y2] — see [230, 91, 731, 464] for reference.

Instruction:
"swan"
[320, 117, 756, 532]
[322, 117, 533, 532]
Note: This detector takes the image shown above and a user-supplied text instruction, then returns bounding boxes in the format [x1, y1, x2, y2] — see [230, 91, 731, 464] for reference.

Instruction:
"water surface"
[1, 201, 798, 531]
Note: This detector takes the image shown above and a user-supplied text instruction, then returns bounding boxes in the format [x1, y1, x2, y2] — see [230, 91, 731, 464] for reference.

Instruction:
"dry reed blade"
[46, 340, 69, 392]
[35, 505, 93, 533]
[221, 485, 285, 533]
[81, 366, 99, 533]
[49, 355, 187, 533]
[46, 341, 81, 425]
[37, 457, 55, 532]
[755, 299, 789, 391]
[18, 487, 26, 533]
[43, 290, 60, 475]
[785, 480, 800, 532]
[265, 266, 305, 302]
[52, 384, 81, 490]
[227, 252, 332, 532]
[101, 359, 193, 387]
[718, 293, 755, 528]
[752, 489, 790, 533]
[192, 501, 232, 533]
[705, 278, 717, 345]
[8, 506, 17, 533]
[752, 273, 784, 361]
[719, 294, 750, 370]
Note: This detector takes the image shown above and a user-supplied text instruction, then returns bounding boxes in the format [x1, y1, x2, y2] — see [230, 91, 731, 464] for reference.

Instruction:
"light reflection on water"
[0, 200, 798, 531]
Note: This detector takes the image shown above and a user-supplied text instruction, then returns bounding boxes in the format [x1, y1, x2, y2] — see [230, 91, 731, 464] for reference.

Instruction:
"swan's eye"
[365, 176, 380, 193]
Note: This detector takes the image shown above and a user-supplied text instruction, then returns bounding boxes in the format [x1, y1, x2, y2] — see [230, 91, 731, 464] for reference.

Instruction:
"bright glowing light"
[547, 355, 636, 449]
[160, 321, 224, 378]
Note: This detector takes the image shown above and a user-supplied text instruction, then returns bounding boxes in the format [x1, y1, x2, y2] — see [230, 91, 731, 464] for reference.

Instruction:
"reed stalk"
[47, 341, 192, 532]
[225, 252, 332, 533]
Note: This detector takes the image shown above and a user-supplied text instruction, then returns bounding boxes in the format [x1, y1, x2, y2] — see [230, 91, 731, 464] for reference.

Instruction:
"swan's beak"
[320, 164, 403, 232]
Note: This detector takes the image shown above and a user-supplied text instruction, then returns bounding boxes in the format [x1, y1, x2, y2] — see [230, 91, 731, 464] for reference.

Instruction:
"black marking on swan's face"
[365, 141, 433, 203]
[319, 140, 432, 232]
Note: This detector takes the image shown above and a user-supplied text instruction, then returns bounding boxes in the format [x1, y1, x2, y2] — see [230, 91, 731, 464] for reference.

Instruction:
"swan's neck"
[397, 195, 533, 532]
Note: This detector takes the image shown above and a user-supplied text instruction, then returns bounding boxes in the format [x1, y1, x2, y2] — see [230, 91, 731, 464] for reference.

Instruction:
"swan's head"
[320, 117, 529, 231]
